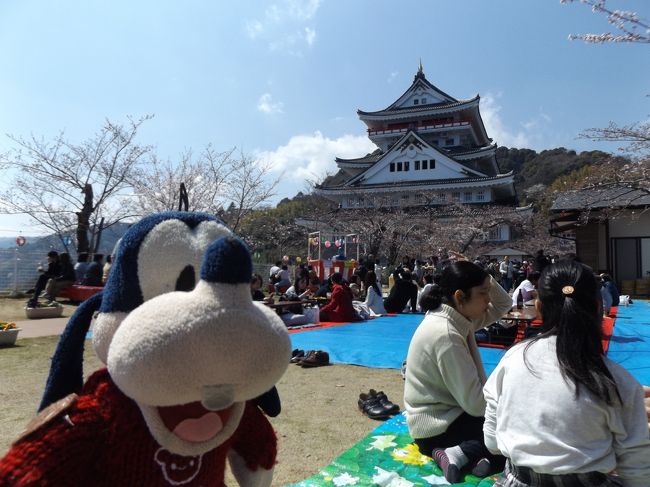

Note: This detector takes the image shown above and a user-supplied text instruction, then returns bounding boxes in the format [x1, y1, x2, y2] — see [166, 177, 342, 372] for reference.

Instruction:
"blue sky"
[0, 0, 648, 236]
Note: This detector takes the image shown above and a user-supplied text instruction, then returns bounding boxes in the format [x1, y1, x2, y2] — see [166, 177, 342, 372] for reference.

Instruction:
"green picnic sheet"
[286, 413, 499, 486]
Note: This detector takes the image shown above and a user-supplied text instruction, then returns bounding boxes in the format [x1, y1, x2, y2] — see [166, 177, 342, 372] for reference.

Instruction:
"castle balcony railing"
[368, 120, 470, 137]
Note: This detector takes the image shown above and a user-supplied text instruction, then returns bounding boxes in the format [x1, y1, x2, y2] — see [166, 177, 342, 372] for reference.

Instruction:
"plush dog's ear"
[39, 293, 103, 411]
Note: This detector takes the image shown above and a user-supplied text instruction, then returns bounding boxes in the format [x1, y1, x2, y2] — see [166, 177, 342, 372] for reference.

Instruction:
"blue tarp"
[290, 302, 650, 385]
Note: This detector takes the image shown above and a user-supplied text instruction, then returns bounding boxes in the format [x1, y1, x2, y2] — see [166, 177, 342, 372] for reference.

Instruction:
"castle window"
[413, 99, 419, 105]
[402, 194, 409, 204]
[429, 159, 436, 169]
[390, 163, 395, 172]
[476, 191, 485, 201]
[421, 97, 427, 104]
[463, 191, 473, 202]
[422, 160, 428, 170]
[438, 192, 446, 201]
[445, 138, 455, 146]
[404, 161, 409, 171]
[452, 192, 460, 201]
[415, 160, 420, 170]
[397, 162, 403, 171]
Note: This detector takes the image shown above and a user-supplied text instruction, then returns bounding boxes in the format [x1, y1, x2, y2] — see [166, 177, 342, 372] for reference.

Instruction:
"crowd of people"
[258, 249, 648, 485]
[26, 250, 112, 308]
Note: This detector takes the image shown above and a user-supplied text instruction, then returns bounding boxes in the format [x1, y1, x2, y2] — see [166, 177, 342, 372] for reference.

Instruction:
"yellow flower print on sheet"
[390, 443, 431, 466]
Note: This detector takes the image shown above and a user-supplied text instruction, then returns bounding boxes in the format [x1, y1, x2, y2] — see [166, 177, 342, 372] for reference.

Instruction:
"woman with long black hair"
[484, 261, 650, 486]
[363, 270, 386, 315]
[404, 258, 512, 482]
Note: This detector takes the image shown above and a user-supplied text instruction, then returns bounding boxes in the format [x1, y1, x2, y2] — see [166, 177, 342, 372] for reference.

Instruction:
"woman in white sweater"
[363, 271, 386, 315]
[404, 260, 512, 483]
[483, 261, 650, 487]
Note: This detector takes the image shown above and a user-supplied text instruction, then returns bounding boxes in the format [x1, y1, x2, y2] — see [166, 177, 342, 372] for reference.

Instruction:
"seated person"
[284, 276, 313, 301]
[314, 277, 332, 298]
[405, 261, 511, 483]
[278, 276, 314, 326]
[273, 265, 291, 293]
[364, 271, 386, 315]
[384, 268, 418, 313]
[308, 275, 321, 294]
[484, 262, 650, 486]
[348, 274, 362, 300]
[43, 252, 75, 302]
[74, 252, 89, 283]
[268, 260, 281, 288]
[27, 250, 60, 308]
[510, 271, 540, 307]
[81, 254, 104, 286]
[250, 273, 271, 303]
[417, 274, 435, 312]
[319, 272, 362, 322]
[600, 273, 620, 307]
[102, 255, 112, 285]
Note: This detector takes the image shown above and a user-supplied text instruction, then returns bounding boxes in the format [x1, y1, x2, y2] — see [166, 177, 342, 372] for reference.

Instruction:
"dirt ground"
[0, 332, 405, 486]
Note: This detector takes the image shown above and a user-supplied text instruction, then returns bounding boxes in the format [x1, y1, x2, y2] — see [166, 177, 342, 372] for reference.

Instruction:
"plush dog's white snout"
[107, 281, 291, 408]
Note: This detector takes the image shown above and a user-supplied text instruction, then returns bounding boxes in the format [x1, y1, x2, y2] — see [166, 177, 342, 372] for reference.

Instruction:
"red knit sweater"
[0, 369, 277, 486]
[319, 283, 362, 322]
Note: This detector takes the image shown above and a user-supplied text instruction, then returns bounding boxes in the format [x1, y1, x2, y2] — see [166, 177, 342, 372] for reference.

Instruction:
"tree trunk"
[76, 184, 93, 254]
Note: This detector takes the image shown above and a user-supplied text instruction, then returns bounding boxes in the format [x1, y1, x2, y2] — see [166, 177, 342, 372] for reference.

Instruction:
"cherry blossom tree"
[0, 116, 153, 253]
[561, 0, 649, 44]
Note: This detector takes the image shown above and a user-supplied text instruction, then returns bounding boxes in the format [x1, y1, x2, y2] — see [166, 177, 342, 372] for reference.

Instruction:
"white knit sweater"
[404, 276, 512, 439]
[484, 336, 650, 486]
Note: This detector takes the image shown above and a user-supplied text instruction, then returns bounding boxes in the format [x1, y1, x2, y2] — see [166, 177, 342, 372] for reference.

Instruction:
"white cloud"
[255, 131, 376, 182]
[245, 19, 264, 39]
[257, 93, 284, 114]
[387, 71, 398, 83]
[304, 27, 316, 45]
[245, 0, 321, 53]
[480, 94, 531, 148]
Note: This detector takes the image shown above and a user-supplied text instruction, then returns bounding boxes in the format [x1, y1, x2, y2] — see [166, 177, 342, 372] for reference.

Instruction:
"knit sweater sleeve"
[0, 378, 111, 486]
[476, 275, 513, 329]
[436, 333, 486, 417]
[319, 286, 340, 313]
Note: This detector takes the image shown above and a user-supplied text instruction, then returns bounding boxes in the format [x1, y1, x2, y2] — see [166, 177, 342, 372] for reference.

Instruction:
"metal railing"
[0, 250, 277, 293]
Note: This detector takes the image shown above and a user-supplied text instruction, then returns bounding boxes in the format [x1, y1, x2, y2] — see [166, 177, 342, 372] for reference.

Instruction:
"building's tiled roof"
[357, 95, 479, 117]
[335, 149, 384, 164]
[550, 186, 650, 211]
[444, 144, 497, 157]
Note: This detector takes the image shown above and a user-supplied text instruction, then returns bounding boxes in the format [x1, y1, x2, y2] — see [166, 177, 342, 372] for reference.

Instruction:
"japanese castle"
[315, 64, 517, 212]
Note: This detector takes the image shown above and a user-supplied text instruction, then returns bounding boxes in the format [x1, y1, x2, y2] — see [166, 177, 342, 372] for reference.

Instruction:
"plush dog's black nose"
[200, 237, 251, 284]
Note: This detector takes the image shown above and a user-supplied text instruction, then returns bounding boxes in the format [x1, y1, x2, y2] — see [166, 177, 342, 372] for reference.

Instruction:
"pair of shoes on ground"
[290, 349, 330, 367]
[358, 389, 400, 420]
[432, 448, 493, 483]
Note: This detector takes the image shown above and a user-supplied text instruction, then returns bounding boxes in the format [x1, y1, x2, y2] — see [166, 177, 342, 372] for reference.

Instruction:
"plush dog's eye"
[175, 265, 196, 292]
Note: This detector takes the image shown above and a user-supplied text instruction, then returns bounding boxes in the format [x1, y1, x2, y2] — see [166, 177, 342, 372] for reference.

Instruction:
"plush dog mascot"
[0, 212, 291, 486]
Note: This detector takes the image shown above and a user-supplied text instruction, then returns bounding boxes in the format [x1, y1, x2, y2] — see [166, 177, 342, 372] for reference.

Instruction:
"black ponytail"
[525, 261, 621, 405]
